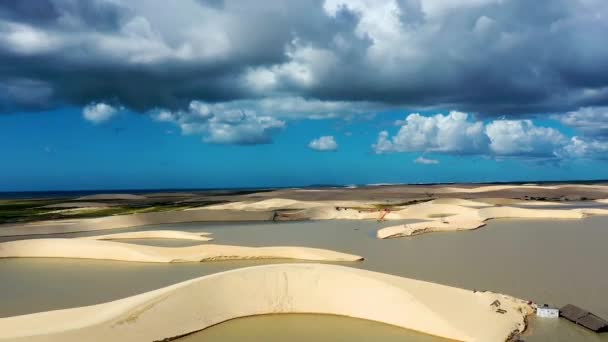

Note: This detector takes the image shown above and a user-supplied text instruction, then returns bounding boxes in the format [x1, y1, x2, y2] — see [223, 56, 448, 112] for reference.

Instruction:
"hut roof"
[560, 304, 608, 332]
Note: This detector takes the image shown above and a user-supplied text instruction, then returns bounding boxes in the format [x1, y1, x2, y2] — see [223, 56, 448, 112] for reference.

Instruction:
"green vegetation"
[335, 198, 435, 212]
[372, 198, 434, 209]
[0, 199, 65, 224]
[0, 199, 225, 225]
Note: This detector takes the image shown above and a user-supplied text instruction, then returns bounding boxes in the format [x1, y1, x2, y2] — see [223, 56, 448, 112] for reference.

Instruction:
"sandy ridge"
[0, 209, 272, 237]
[80, 230, 213, 241]
[0, 264, 532, 342]
[75, 194, 148, 201]
[376, 205, 606, 239]
[0, 239, 362, 263]
[3, 191, 607, 238]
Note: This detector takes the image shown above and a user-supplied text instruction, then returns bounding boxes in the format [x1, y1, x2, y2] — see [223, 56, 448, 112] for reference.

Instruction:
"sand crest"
[202, 198, 325, 211]
[0, 264, 532, 342]
[80, 230, 213, 241]
[377, 206, 589, 239]
[427, 198, 492, 207]
[39, 202, 113, 209]
[75, 194, 147, 201]
[0, 209, 272, 237]
[0, 239, 362, 263]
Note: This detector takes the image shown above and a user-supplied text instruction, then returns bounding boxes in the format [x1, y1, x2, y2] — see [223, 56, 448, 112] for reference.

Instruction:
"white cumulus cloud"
[414, 156, 440, 165]
[373, 111, 488, 154]
[82, 103, 119, 124]
[485, 120, 566, 157]
[557, 106, 608, 137]
[558, 137, 608, 160]
[308, 136, 338, 151]
[374, 111, 574, 159]
[151, 100, 285, 145]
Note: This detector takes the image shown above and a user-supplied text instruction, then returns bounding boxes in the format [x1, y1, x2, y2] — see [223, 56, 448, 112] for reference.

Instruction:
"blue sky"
[1, 107, 606, 191]
[1, 0, 608, 191]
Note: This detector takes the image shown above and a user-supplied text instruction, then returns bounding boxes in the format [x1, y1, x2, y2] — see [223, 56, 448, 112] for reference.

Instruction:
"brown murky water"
[179, 314, 448, 342]
[1, 217, 607, 341]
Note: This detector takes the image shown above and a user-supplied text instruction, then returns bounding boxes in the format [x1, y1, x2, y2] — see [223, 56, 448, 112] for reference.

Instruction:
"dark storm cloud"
[1, 0, 608, 117]
[0, 0, 128, 31]
[0, 0, 60, 25]
[196, 0, 225, 10]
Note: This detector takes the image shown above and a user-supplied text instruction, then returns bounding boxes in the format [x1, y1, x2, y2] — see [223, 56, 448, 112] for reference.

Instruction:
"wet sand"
[1, 218, 607, 341]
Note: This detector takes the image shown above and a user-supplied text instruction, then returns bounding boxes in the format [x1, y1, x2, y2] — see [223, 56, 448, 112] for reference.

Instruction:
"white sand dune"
[427, 198, 492, 207]
[39, 202, 113, 209]
[0, 239, 362, 263]
[439, 184, 608, 194]
[202, 198, 326, 211]
[42, 207, 108, 215]
[300, 206, 383, 220]
[281, 201, 475, 221]
[80, 230, 213, 242]
[440, 185, 559, 193]
[595, 198, 608, 204]
[75, 194, 147, 201]
[580, 208, 608, 215]
[203, 198, 382, 212]
[511, 201, 569, 206]
[377, 218, 485, 239]
[4, 191, 607, 238]
[377, 206, 589, 239]
[0, 264, 532, 342]
[0, 209, 272, 237]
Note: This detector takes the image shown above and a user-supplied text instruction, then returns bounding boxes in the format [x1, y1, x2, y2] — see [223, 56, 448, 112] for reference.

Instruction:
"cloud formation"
[1, 0, 608, 116]
[308, 136, 338, 151]
[1, 0, 607, 157]
[82, 102, 118, 124]
[557, 137, 608, 160]
[374, 111, 603, 160]
[153, 100, 285, 145]
[557, 107, 608, 138]
[485, 120, 566, 157]
[414, 156, 439, 165]
[373, 112, 489, 154]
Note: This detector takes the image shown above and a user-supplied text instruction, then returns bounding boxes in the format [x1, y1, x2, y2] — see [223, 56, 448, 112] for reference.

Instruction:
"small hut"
[536, 304, 559, 318]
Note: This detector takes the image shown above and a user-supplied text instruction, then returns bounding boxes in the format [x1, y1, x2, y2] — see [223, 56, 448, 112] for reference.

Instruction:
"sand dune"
[440, 185, 559, 193]
[475, 206, 585, 220]
[377, 206, 588, 239]
[39, 202, 113, 209]
[511, 201, 569, 206]
[4, 191, 608, 238]
[75, 194, 147, 201]
[80, 230, 213, 242]
[202, 198, 325, 211]
[202, 198, 370, 211]
[0, 239, 362, 263]
[580, 208, 608, 215]
[439, 184, 608, 194]
[427, 198, 492, 207]
[0, 264, 532, 342]
[0, 209, 272, 237]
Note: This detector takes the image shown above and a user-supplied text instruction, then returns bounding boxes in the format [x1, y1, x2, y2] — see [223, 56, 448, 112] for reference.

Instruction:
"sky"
[1, 0, 608, 191]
